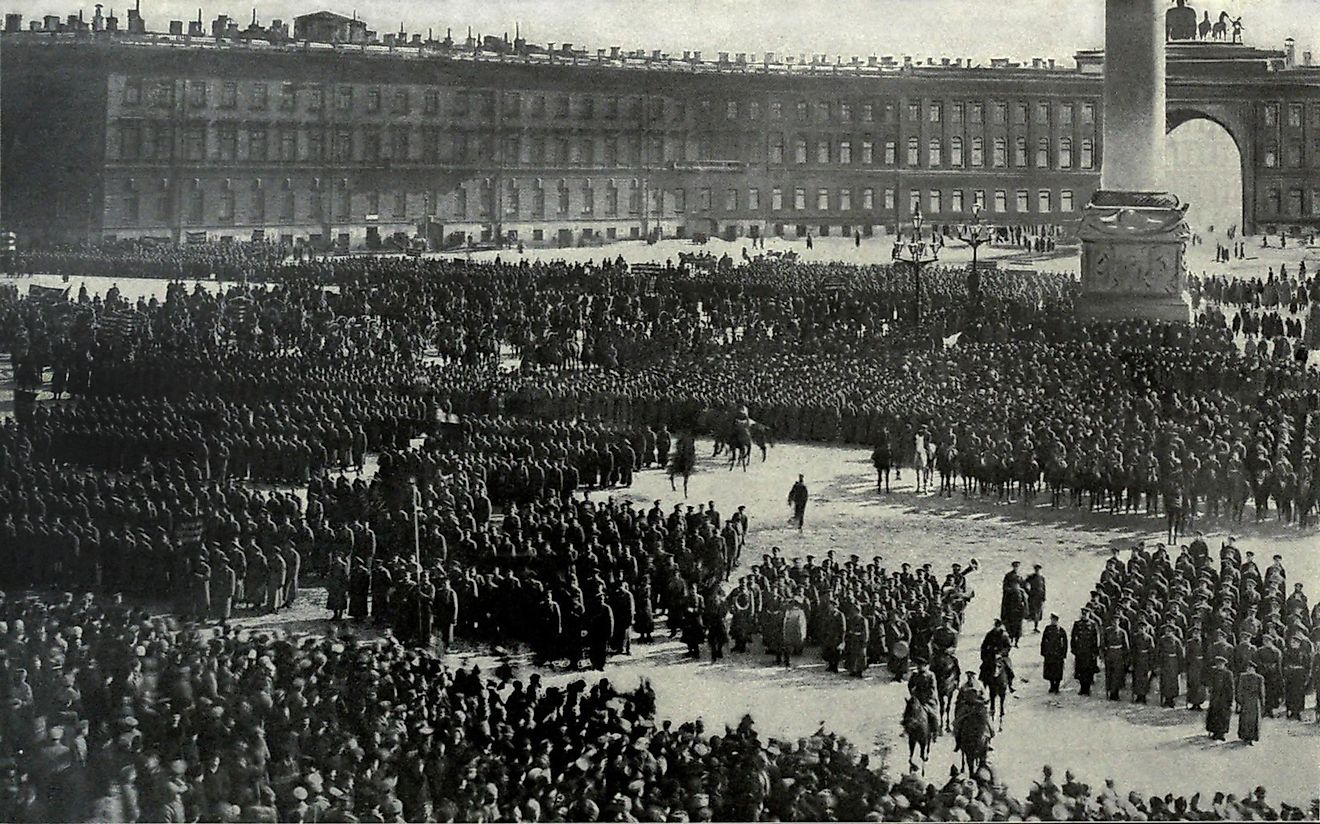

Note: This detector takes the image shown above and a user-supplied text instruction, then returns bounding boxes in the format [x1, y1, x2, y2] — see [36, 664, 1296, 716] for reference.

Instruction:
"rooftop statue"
[1166, 0, 1197, 42]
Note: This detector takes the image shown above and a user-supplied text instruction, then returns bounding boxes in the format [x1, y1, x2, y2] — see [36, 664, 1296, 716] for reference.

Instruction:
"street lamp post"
[891, 206, 939, 328]
[956, 203, 989, 308]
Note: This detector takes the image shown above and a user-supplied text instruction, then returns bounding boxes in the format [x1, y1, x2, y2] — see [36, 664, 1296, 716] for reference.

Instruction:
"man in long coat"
[1025, 565, 1047, 633]
[1237, 661, 1264, 744]
[1157, 626, 1185, 708]
[820, 600, 846, 673]
[1071, 611, 1100, 696]
[1103, 617, 1130, 701]
[1040, 614, 1068, 693]
[1205, 656, 1235, 740]
[1001, 580, 1028, 647]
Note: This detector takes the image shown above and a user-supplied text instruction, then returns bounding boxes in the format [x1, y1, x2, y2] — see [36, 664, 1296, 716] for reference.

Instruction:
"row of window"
[672, 185, 1078, 215]
[768, 134, 1094, 169]
[1261, 140, 1320, 169]
[1262, 187, 1320, 218]
[718, 98, 1095, 128]
[1261, 103, 1320, 129]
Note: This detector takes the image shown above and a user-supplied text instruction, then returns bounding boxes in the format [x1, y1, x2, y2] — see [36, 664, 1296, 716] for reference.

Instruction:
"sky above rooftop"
[16, 0, 1317, 62]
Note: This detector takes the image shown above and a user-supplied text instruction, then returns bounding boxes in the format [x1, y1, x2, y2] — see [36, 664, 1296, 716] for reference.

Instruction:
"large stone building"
[1, 9, 1317, 248]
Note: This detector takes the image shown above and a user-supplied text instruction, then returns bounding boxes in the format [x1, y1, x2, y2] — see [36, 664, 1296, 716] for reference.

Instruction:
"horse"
[901, 695, 934, 773]
[936, 443, 958, 498]
[668, 433, 697, 497]
[1211, 11, 1228, 40]
[1197, 10, 1212, 39]
[954, 701, 994, 776]
[932, 650, 962, 731]
[871, 442, 893, 493]
[982, 653, 1011, 731]
[724, 419, 753, 472]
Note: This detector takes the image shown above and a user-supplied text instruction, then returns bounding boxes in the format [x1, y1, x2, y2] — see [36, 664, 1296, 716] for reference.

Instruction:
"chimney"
[169, 18, 182, 34]
[43, 14, 59, 30]
[5, 13, 22, 31]
[1031, 57, 1042, 69]
[1283, 37, 1296, 67]
[1048, 58, 1056, 69]
[610, 45, 620, 59]
[692, 50, 701, 61]
[941, 57, 950, 67]
[1304, 51, 1313, 67]
[651, 49, 661, 59]
[718, 51, 729, 63]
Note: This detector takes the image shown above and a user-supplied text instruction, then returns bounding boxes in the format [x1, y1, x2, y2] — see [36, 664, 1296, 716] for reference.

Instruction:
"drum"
[891, 640, 910, 660]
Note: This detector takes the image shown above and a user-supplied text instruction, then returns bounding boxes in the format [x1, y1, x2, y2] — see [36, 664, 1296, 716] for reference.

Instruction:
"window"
[971, 137, 984, 167]
[725, 188, 738, 211]
[770, 135, 785, 164]
[581, 180, 595, 215]
[605, 183, 619, 215]
[118, 122, 141, 160]
[950, 136, 963, 167]
[951, 190, 964, 213]
[699, 187, 712, 211]
[771, 101, 783, 120]
[188, 180, 204, 223]
[335, 181, 350, 221]
[337, 86, 353, 111]
[123, 77, 143, 106]
[1061, 190, 1074, 212]
[307, 130, 323, 162]
[861, 139, 874, 164]
[1080, 138, 1094, 169]
[794, 188, 806, 210]
[250, 82, 268, 110]
[951, 103, 964, 124]
[124, 182, 140, 223]
[392, 127, 410, 161]
[219, 125, 238, 160]
[840, 188, 852, 211]
[840, 102, 852, 122]
[393, 89, 410, 115]
[907, 101, 920, 121]
[1263, 103, 1278, 126]
[1287, 143, 1302, 168]
[1060, 103, 1073, 126]
[1264, 144, 1278, 168]
[1035, 102, 1049, 124]
[674, 187, 686, 213]
[817, 188, 830, 210]
[816, 102, 830, 122]
[1266, 188, 1280, 214]
[1014, 102, 1028, 125]
[992, 137, 1007, 168]
[363, 129, 381, 162]
[796, 101, 810, 121]
[247, 126, 266, 161]
[628, 180, 641, 214]
[993, 101, 1007, 125]
[973, 189, 986, 210]
[726, 101, 739, 120]
[309, 183, 323, 220]
[929, 189, 941, 214]
[1288, 189, 1304, 216]
[1036, 138, 1050, 168]
[772, 187, 783, 211]
[280, 129, 296, 161]
[188, 80, 207, 108]
[1038, 190, 1052, 213]
[884, 140, 896, 165]
[839, 140, 852, 165]
[1288, 104, 1303, 128]
[929, 102, 941, 123]
[994, 190, 1007, 212]
[909, 190, 921, 215]
[929, 138, 942, 166]
[334, 129, 352, 162]
[1059, 137, 1073, 168]
[280, 180, 294, 222]
[970, 102, 984, 124]
[307, 85, 323, 112]
[749, 101, 761, 121]
[1014, 137, 1027, 167]
[153, 80, 174, 108]
[1313, 189, 1320, 216]
[366, 87, 381, 113]
[862, 188, 874, 209]
[817, 141, 830, 164]
[424, 90, 440, 115]
[884, 188, 895, 209]
[907, 137, 920, 166]
[220, 81, 237, 109]
[1081, 102, 1095, 123]
[555, 180, 569, 215]
[795, 138, 808, 164]
[748, 188, 760, 210]
[862, 103, 874, 122]
[1016, 190, 1030, 212]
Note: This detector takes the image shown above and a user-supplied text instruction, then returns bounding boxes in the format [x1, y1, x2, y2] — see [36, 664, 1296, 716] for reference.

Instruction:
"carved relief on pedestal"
[1079, 190, 1191, 299]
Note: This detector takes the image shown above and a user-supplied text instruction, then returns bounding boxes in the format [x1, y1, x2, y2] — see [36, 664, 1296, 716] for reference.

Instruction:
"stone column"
[1078, 0, 1192, 323]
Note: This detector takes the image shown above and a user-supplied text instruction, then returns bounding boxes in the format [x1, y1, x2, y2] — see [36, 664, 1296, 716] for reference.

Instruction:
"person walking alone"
[787, 475, 809, 530]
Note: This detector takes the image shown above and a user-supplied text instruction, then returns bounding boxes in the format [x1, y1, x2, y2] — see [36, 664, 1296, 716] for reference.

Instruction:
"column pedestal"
[1077, 190, 1192, 323]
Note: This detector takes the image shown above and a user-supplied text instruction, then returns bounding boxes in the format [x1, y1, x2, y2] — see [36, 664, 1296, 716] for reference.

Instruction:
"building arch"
[1165, 101, 1255, 233]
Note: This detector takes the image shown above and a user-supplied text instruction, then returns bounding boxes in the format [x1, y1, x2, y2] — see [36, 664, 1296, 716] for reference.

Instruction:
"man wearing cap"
[1040, 614, 1068, 694]
[1102, 616, 1130, 701]
[1025, 564, 1047, 633]
[1205, 655, 1235, 741]
[786, 475, 808, 530]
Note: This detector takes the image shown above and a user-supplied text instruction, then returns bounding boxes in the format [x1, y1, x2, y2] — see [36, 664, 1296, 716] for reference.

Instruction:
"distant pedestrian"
[787, 475, 809, 530]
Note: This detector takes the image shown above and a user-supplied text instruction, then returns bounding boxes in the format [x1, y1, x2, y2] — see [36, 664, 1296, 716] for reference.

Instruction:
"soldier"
[1025, 564, 1047, 633]
[281, 543, 301, 609]
[266, 548, 286, 615]
[1103, 616, 1130, 701]
[1156, 625, 1185, 708]
[787, 475, 809, 530]
[608, 579, 635, 656]
[1071, 609, 1101, 696]
[1129, 622, 1155, 703]
[820, 599, 845, 673]
[1040, 614, 1068, 694]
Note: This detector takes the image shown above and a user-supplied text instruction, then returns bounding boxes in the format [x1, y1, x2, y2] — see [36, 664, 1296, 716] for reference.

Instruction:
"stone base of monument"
[1077, 190, 1193, 324]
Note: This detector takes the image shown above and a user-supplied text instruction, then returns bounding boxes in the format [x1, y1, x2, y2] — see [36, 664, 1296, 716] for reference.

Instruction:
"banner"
[28, 284, 69, 304]
[175, 517, 205, 546]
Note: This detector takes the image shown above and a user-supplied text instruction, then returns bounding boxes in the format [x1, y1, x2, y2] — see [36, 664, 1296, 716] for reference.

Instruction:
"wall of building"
[2, 35, 1317, 246]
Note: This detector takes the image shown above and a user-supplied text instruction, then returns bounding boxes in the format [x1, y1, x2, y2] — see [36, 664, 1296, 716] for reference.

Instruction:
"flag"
[175, 517, 205, 546]
[99, 310, 148, 343]
[28, 284, 69, 304]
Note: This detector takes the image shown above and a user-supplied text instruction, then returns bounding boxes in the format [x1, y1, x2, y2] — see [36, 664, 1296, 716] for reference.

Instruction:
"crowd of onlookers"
[0, 594, 1315, 823]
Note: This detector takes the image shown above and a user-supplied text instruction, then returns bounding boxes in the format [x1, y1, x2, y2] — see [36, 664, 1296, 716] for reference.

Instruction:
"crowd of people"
[1050, 538, 1320, 741]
